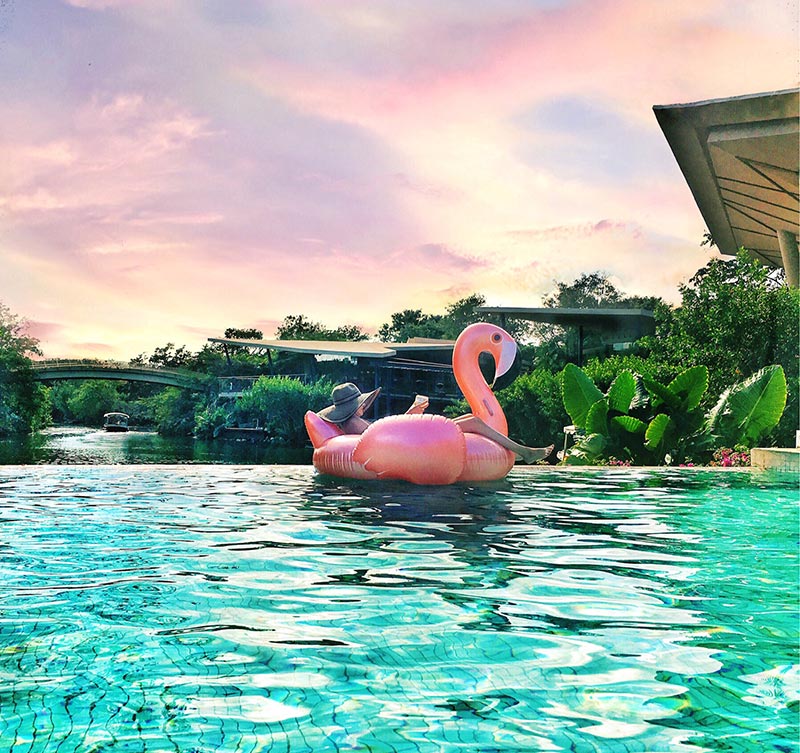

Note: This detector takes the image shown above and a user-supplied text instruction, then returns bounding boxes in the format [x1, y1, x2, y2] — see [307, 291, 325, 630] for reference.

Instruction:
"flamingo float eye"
[492, 333, 502, 343]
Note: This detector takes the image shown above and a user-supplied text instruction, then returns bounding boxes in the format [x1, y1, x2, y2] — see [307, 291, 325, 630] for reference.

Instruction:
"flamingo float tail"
[304, 410, 343, 448]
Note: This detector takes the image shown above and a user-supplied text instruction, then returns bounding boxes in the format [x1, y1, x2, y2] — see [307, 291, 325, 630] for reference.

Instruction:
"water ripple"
[0, 465, 796, 752]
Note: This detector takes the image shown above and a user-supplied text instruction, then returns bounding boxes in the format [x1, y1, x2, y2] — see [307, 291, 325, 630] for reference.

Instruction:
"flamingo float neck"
[452, 324, 513, 436]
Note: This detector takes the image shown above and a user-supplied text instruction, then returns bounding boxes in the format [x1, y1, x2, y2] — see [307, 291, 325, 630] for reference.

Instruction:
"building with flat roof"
[477, 307, 655, 365]
[207, 336, 460, 415]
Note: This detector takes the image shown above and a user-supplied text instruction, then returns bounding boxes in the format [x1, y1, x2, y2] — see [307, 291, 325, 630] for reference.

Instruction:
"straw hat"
[318, 383, 381, 424]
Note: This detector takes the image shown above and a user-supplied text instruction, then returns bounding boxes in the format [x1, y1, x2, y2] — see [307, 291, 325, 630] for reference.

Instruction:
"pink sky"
[2, 0, 797, 359]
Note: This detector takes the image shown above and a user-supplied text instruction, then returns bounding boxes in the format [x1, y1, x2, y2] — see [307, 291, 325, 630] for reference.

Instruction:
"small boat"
[103, 412, 129, 432]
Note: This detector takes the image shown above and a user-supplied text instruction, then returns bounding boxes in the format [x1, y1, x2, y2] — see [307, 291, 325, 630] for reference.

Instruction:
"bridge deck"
[31, 360, 203, 389]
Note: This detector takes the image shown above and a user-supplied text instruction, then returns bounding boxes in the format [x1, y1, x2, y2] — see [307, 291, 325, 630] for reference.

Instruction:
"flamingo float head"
[454, 322, 518, 387]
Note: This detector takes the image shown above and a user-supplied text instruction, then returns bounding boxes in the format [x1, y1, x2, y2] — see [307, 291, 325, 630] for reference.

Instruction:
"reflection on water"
[0, 465, 796, 752]
[0, 426, 312, 464]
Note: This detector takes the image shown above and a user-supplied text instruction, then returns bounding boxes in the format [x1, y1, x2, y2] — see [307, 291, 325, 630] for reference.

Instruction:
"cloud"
[72, 341, 117, 354]
[399, 243, 487, 272]
[236, 0, 795, 134]
[0, 0, 794, 359]
[2, 93, 214, 224]
[23, 320, 65, 340]
[507, 220, 642, 244]
[392, 173, 463, 202]
[63, 0, 139, 9]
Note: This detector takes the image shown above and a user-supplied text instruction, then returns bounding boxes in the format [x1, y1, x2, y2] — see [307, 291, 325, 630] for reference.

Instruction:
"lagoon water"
[0, 459, 797, 752]
[0, 426, 312, 465]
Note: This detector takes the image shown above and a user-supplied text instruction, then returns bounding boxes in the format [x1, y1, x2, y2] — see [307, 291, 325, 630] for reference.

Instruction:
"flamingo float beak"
[491, 338, 517, 388]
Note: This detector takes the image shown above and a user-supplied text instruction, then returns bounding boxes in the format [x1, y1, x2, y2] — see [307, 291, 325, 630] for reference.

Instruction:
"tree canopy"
[530, 274, 664, 370]
[0, 302, 49, 435]
[642, 251, 798, 445]
[276, 314, 367, 342]
[543, 272, 662, 311]
[378, 294, 531, 342]
[224, 327, 263, 340]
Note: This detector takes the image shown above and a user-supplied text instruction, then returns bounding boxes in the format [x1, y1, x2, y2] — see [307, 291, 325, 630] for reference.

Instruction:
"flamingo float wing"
[353, 414, 466, 485]
[315, 434, 378, 479]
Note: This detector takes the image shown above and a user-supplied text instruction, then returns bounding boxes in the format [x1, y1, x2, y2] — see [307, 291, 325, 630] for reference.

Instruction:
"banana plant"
[561, 363, 653, 464]
[561, 363, 787, 465]
[641, 365, 711, 463]
[706, 365, 787, 448]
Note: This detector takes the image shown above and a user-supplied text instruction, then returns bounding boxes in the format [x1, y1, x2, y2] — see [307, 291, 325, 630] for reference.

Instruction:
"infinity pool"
[0, 466, 797, 752]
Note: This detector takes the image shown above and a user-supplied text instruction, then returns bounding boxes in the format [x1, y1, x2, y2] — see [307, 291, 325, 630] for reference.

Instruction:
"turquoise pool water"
[0, 466, 797, 752]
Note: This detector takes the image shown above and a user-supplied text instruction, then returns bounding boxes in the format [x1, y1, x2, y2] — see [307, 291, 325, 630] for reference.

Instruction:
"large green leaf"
[645, 413, 674, 450]
[585, 399, 609, 435]
[629, 375, 651, 411]
[607, 371, 636, 413]
[643, 377, 679, 409]
[705, 387, 732, 437]
[565, 433, 606, 464]
[612, 415, 648, 434]
[668, 366, 708, 410]
[562, 363, 604, 429]
[708, 365, 787, 446]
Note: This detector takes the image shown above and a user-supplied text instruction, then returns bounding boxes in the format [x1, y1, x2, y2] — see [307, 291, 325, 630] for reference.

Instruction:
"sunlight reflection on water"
[0, 426, 312, 464]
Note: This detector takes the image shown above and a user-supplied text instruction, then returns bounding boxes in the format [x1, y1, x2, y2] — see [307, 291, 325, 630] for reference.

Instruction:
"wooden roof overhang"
[654, 89, 799, 269]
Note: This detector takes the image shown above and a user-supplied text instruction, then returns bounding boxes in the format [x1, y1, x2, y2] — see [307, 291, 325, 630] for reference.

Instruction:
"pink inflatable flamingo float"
[304, 323, 524, 485]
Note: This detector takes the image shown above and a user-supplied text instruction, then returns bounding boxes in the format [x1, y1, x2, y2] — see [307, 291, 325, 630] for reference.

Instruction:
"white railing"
[33, 359, 192, 377]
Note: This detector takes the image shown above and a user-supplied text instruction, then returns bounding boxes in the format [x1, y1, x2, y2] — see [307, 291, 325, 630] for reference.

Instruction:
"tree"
[0, 302, 40, 357]
[531, 273, 665, 370]
[542, 272, 661, 311]
[146, 387, 200, 436]
[65, 380, 122, 426]
[644, 250, 798, 446]
[378, 294, 531, 343]
[144, 343, 194, 369]
[276, 314, 367, 342]
[440, 294, 531, 341]
[0, 302, 49, 435]
[377, 309, 445, 342]
[224, 327, 263, 340]
[543, 273, 622, 309]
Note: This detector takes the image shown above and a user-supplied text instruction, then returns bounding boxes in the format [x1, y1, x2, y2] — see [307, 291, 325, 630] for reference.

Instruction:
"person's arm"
[405, 395, 429, 415]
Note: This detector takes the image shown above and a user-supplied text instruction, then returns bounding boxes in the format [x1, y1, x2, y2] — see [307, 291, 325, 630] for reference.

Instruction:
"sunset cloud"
[0, 0, 795, 358]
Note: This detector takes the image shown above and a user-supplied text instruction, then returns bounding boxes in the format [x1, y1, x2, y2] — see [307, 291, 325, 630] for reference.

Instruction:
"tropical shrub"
[497, 369, 569, 448]
[582, 354, 676, 392]
[146, 388, 202, 436]
[561, 362, 787, 465]
[643, 251, 798, 446]
[705, 365, 788, 449]
[194, 405, 230, 439]
[228, 377, 335, 446]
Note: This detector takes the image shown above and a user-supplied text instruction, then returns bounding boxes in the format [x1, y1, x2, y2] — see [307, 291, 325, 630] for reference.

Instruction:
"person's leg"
[453, 416, 554, 464]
